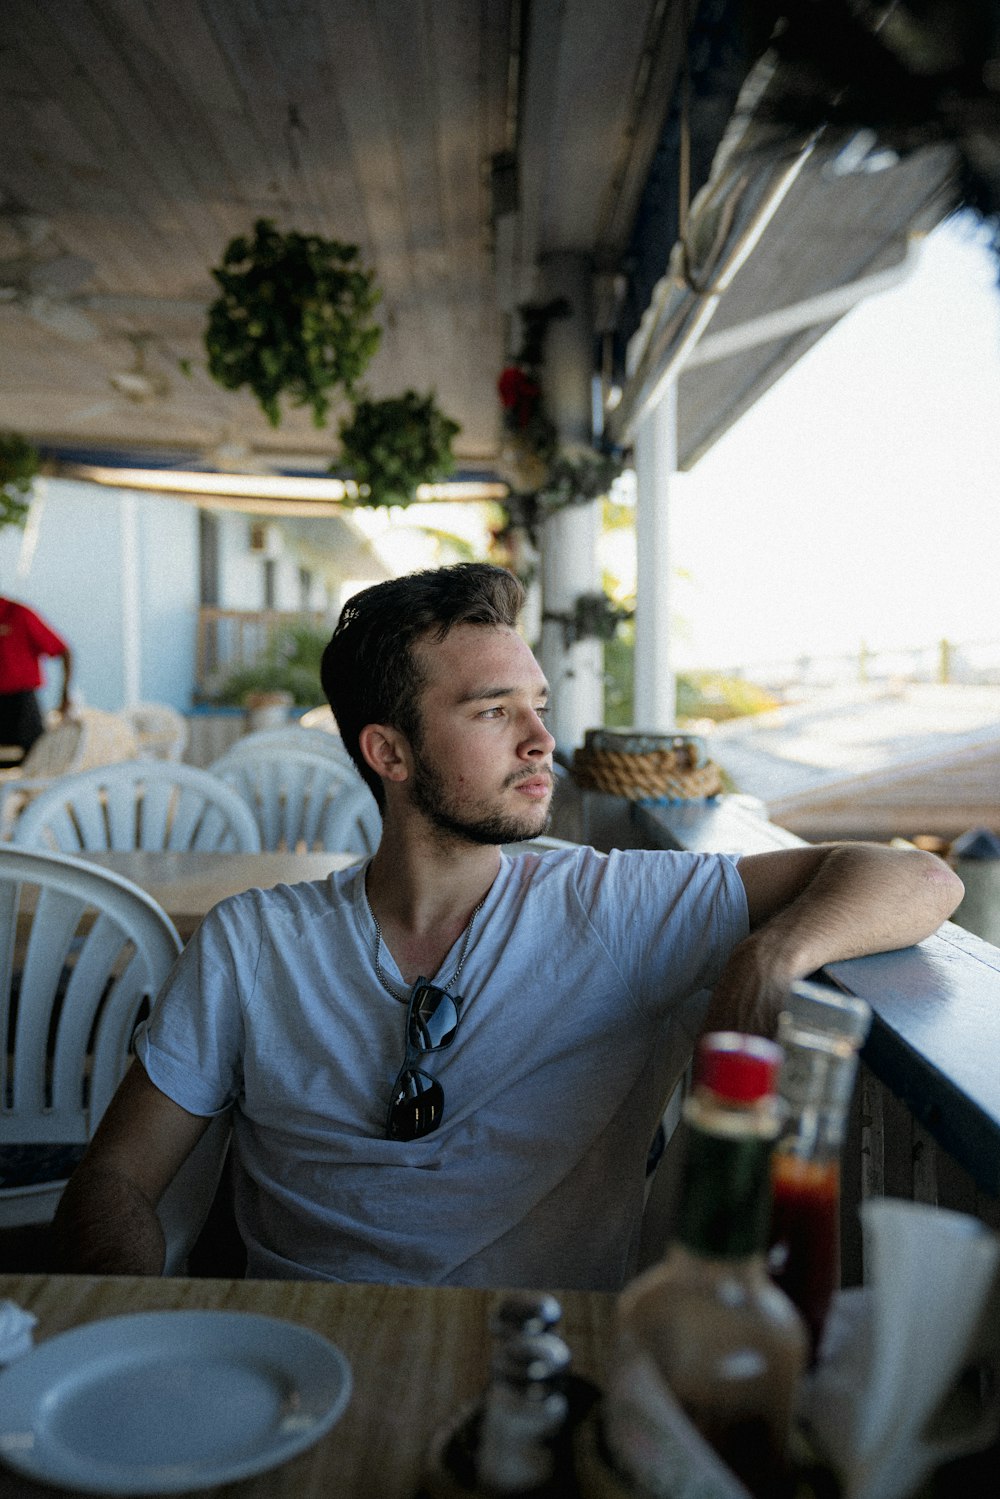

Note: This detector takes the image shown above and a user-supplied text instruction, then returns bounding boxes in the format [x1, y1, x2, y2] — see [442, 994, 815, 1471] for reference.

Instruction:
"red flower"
[498, 365, 541, 428]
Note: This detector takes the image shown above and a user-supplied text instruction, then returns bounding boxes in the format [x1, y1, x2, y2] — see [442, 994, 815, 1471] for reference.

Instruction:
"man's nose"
[523, 710, 556, 757]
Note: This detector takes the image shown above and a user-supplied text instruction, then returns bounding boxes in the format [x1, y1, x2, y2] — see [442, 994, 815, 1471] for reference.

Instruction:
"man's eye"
[479, 706, 504, 719]
[536, 704, 550, 717]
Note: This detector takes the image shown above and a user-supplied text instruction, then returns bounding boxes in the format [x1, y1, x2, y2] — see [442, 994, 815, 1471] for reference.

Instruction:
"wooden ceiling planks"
[0, 1, 961, 473]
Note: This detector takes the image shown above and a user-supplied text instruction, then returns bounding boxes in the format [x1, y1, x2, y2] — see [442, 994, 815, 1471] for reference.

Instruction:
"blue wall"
[0, 479, 199, 712]
[137, 496, 199, 708]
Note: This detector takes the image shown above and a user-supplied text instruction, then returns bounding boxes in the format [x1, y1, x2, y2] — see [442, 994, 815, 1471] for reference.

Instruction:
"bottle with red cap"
[603, 1032, 808, 1498]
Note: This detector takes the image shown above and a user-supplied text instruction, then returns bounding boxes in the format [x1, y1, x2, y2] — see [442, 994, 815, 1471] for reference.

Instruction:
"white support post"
[535, 251, 604, 756]
[633, 383, 678, 730]
[540, 501, 603, 755]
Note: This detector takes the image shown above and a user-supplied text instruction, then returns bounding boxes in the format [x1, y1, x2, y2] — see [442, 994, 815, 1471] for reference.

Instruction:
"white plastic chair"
[500, 833, 580, 855]
[118, 702, 189, 761]
[297, 705, 338, 733]
[209, 746, 381, 854]
[226, 724, 359, 775]
[0, 846, 179, 1226]
[0, 709, 141, 841]
[10, 761, 261, 854]
[0, 846, 230, 1270]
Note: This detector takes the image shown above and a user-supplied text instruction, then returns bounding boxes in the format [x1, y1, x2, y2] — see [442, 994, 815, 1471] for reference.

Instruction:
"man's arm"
[703, 842, 964, 1036]
[56, 644, 73, 716]
[51, 1063, 211, 1275]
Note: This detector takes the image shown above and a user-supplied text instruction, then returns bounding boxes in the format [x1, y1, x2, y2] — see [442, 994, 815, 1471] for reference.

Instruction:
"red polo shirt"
[0, 599, 69, 694]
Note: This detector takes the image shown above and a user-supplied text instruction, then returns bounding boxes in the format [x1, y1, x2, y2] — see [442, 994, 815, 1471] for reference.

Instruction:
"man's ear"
[358, 723, 410, 785]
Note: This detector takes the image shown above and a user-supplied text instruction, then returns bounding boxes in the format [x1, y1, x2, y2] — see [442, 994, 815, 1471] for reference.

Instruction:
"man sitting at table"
[52, 563, 962, 1287]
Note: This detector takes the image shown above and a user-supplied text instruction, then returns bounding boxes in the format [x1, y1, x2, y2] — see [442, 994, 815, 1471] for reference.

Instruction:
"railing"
[704, 634, 1000, 693]
[551, 781, 1000, 1297]
[628, 795, 1000, 1286]
[196, 608, 328, 695]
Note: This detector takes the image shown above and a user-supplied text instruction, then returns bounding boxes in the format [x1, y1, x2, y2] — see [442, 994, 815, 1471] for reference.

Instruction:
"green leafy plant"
[205, 219, 382, 427]
[543, 589, 633, 649]
[534, 450, 624, 518]
[210, 622, 331, 708]
[0, 433, 41, 532]
[338, 389, 460, 508]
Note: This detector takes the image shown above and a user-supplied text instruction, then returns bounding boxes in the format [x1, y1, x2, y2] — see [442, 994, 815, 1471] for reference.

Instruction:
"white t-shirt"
[134, 846, 748, 1290]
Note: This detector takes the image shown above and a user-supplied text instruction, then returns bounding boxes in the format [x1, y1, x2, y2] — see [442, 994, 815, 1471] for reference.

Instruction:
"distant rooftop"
[705, 683, 1000, 841]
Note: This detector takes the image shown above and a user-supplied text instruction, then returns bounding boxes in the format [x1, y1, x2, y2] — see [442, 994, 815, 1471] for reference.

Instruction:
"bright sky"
[667, 211, 1000, 671]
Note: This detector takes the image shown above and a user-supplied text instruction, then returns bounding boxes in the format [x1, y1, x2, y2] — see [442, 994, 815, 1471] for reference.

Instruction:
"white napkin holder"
[802, 1198, 1000, 1499]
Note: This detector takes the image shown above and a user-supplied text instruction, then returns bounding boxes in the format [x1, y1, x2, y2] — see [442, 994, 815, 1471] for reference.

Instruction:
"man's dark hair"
[321, 563, 525, 807]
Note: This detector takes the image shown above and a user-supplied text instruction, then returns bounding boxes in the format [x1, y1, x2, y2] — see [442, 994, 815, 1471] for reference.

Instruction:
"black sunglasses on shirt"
[385, 978, 463, 1141]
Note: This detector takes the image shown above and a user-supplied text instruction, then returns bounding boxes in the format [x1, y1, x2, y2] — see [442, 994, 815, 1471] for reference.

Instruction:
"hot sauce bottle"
[768, 981, 871, 1363]
[604, 1033, 808, 1499]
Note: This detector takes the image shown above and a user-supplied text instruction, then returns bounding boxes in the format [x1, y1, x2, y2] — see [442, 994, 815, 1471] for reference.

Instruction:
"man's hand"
[703, 842, 964, 1036]
[51, 1063, 211, 1276]
[57, 645, 73, 718]
[702, 927, 801, 1038]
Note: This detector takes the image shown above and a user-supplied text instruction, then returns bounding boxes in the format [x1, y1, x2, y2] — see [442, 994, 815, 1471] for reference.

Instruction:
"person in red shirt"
[0, 597, 73, 758]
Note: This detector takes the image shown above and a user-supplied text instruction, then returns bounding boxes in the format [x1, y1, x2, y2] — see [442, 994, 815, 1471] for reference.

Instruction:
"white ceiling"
[0, 0, 687, 472]
[0, 1, 962, 479]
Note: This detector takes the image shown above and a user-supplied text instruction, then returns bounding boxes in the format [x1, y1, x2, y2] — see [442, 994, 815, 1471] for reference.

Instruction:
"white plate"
[0, 1309, 352, 1494]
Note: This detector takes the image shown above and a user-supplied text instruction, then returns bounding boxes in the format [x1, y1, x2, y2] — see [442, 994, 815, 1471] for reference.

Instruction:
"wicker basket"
[571, 728, 723, 802]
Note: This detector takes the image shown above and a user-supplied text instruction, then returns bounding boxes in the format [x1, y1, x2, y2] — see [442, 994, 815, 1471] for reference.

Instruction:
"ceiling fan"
[69, 333, 172, 422]
[199, 433, 270, 473]
[0, 205, 100, 341]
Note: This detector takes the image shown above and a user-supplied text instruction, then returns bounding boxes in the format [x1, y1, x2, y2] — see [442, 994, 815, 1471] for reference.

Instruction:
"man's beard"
[408, 743, 552, 846]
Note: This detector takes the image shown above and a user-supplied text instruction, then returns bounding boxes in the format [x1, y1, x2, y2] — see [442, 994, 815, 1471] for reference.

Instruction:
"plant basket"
[205, 219, 381, 427]
[338, 389, 460, 508]
[571, 729, 724, 802]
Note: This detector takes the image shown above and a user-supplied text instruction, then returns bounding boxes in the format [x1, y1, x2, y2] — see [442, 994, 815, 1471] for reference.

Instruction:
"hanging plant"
[543, 590, 633, 648]
[0, 432, 40, 532]
[204, 219, 382, 427]
[534, 450, 624, 519]
[494, 298, 570, 495]
[337, 389, 460, 508]
[496, 363, 557, 492]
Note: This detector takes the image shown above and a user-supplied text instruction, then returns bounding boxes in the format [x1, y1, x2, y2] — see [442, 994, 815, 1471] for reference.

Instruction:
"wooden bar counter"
[0, 1274, 614, 1499]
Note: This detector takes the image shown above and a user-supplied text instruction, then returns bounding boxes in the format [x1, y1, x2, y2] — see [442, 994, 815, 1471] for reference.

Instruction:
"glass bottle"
[604, 1032, 808, 1499]
[474, 1331, 571, 1495]
[417, 1315, 572, 1499]
[489, 1293, 563, 1344]
[767, 980, 871, 1362]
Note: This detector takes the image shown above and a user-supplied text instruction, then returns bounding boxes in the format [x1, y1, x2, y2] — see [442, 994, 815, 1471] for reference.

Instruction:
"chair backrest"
[297, 705, 338, 733]
[11, 761, 262, 854]
[500, 833, 580, 855]
[0, 846, 182, 1226]
[224, 724, 359, 774]
[209, 746, 381, 854]
[15, 708, 140, 780]
[117, 702, 189, 762]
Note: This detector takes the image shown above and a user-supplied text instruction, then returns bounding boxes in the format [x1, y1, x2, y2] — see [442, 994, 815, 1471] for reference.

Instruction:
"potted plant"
[337, 389, 460, 508]
[534, 450, 624, 520]
[0, 433, 40, 532]
[204, 219, 382, 427]
[209, 622, 331, 710]
[543, 590, 633, 649]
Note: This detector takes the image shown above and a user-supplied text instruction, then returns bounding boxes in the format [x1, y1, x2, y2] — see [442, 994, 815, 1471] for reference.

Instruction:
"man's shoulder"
[511, 842, 738, 903]
[503, 841, 683, 892]
[206, 865, 360, 934]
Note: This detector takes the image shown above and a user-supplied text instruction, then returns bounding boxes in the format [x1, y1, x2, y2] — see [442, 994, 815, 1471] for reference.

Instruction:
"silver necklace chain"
[368, 892, 486, 1005]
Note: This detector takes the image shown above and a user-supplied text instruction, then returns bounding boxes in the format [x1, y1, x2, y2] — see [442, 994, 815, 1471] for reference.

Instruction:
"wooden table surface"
[77, 850, 363, 939]
[0, 1274, 613, 1499]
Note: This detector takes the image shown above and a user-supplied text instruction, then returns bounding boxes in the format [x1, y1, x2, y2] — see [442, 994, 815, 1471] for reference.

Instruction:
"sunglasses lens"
[408, 984, 460, 1051]
[387, 1069, 444, 1141]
